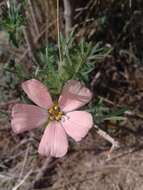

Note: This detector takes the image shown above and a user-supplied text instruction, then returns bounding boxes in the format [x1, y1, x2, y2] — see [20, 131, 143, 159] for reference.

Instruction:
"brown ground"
[1, 48, 143, 190]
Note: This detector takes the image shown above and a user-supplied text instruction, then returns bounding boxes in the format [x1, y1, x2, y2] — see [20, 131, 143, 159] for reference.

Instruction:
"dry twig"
[33, 156, 52, 187]
[18, 144, 30, 181]
[63, 0, 72, 36]
[94, 125, 119, 157]
[23, 27, 38, 65]
[27, 0, 40, 35]
[12, 169, 33, 190]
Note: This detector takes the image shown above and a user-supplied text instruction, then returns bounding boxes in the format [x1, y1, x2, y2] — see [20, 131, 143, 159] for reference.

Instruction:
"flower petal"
[62, 111, 93, 141]
[38, 121, 68, 158]
[22, 79, 53, 109]
[11, 104, 48, 134]
[59, 80, 92, 112]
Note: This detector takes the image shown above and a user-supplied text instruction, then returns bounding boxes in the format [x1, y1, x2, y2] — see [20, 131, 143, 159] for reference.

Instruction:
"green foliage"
[0, 33, 112, 101]
[0, 0, 25, 47]
[0, 31, 117, 123]
[88, 98, 127, 124]
[35, 33, 112, 95]
[4, 59, 28, 82]
[35, 44, 62, 95]
[0, 59, 29, 102]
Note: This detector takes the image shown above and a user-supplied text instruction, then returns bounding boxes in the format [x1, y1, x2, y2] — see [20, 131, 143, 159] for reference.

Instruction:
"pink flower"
[11, 79, 93, 157]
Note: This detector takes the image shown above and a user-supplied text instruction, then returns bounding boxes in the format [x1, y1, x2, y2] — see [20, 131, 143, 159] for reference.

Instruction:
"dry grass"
[0, 123, 143, 190]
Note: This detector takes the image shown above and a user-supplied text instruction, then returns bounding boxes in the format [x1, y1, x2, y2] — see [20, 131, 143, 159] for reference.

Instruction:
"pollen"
[48, 103, 64, 121]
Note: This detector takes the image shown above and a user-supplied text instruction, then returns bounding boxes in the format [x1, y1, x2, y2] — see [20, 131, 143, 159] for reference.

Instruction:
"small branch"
[63, 0, 72, 37]
[57, 0, 62, 63]
[27, 0, 40, 35]
[18, 144, 30, 181]
[0, 174, 14, 181]
[94, 125, 119, 156]
[44, 0, 49, 44]
[15, 21, 56, 65]
[33, 156, 52, 187]
[129, 0, 132, 8]
[91, 71, 101, 87]
[12, 169, 33, 190]
[23, 27, 38, 65]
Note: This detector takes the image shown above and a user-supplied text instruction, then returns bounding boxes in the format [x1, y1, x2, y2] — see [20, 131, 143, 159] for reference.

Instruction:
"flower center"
[48, 103, 64, 121]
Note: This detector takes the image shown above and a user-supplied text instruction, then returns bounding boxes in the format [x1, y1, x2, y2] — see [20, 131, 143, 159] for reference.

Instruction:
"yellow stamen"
[48, 103, 64, 121]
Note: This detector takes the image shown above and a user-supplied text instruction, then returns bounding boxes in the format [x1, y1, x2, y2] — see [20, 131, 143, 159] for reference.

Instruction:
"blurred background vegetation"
[1, 0, 142, 122]
[0, 0, 143, 189]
